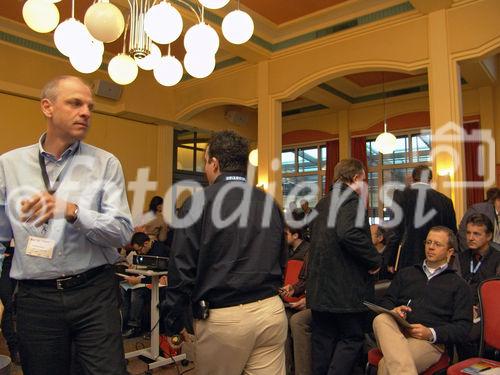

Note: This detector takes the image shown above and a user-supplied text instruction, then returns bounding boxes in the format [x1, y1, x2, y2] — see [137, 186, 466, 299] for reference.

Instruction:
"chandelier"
[373, 72, 397, 154]
[22, 0, 254, 86]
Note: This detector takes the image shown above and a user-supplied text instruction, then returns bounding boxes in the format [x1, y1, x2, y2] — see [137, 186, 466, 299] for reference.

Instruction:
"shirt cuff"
[429, 328, 437, 343]
[72, 206, 97, 233]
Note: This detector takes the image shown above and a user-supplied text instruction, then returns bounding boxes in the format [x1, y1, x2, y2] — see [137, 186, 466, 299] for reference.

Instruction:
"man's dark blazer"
[385, 183, 457, 270]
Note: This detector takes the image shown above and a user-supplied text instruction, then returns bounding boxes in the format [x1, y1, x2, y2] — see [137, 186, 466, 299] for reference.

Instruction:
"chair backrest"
[478, 277, 500, 354]
[283, 259, 304, 303]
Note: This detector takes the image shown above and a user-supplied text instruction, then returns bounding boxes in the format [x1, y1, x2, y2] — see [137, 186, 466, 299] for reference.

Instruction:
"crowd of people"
[0, 75, 499, 375]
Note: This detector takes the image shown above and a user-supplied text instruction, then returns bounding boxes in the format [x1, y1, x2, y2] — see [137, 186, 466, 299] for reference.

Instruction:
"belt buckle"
[56, 276, 73, 290]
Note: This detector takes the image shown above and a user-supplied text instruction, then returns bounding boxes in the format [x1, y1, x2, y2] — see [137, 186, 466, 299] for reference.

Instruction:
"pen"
[407, 299, 411, 307]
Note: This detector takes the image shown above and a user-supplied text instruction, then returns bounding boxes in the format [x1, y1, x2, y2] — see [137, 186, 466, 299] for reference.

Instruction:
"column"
[257, 61, 283, 203]
[156, 124, 174, 196]
[478, 86, 496, 189]
[427, 9, 466, 219]
[338, 110, 350, 159]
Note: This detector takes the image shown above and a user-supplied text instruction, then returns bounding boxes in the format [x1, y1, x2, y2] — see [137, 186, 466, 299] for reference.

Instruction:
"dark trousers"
[0, 255, 18, 355]
[311, 310, 366, 375]
[16, 266, 127, 375]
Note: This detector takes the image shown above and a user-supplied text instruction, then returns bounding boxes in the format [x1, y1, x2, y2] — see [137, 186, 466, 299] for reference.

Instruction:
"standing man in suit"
[385, 165, 457, 272]
[307, 158, 382, 375]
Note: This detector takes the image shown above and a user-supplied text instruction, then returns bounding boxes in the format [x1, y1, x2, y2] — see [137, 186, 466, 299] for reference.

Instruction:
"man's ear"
[41, 98, 53, 118]
[212, 157, 220, 173]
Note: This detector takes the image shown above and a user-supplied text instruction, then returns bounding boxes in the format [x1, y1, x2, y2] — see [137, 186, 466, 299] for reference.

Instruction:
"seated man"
[373, 226, 472, 375]
[121, 232, 169, 338]
[285, 226, 310, 261]
[455, 213, 500, 359]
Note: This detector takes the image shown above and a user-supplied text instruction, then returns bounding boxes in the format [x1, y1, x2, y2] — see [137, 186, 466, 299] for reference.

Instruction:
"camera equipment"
[132, 254, 169, 271]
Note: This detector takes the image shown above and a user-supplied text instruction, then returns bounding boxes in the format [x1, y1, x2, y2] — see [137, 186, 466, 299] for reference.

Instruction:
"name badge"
[25, 236, 55, 259]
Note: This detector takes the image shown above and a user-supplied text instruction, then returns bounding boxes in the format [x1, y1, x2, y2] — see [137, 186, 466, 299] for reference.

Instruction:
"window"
[366, 131, 431, 224]
[173, 130, 210, 186]
[282, 144, 327, 209]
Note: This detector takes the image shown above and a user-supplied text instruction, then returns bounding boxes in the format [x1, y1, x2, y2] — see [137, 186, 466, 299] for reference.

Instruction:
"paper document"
[363, 301, 412, 328]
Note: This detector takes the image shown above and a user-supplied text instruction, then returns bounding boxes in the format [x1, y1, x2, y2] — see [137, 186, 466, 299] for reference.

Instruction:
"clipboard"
[363, 301, 412, 328]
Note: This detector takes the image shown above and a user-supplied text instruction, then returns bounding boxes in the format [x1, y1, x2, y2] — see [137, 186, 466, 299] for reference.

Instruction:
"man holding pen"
[373, 226, 472, 375]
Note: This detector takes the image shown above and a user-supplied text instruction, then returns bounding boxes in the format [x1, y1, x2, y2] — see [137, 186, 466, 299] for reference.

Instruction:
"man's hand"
[473, 305, 479, 320]
[21, 192, 74, 226]
[160, 276, 168, 286]
[387, 266, 396, 274]
[280, 284, 294, 298]
[368, 267, 381, 275]
[407, 324, 433, 341]
[123, 275, 142, 285]
[392, 305, 412, 319]
[289, 297, 306, 311]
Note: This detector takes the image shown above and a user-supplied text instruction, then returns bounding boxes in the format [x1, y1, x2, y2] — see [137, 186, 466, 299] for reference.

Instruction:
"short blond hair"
[41, 75, 90, 101]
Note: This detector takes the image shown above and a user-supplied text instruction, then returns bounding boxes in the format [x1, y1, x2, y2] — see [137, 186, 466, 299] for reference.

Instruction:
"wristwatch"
[66, 204, 79, 224]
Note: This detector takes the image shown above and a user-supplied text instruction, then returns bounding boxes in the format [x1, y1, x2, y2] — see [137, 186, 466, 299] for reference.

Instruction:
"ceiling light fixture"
[374, 72, 397, 154]
[23, 0, 255, 86]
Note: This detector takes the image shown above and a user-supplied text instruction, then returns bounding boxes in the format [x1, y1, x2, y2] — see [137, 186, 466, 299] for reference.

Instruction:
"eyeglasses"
[424, 240, 446, 248]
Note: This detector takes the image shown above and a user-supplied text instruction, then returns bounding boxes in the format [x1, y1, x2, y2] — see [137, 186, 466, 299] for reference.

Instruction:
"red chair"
[447, 277, 500, 374]
[366, 348, 449, 375]
[283, 259, 304, 303]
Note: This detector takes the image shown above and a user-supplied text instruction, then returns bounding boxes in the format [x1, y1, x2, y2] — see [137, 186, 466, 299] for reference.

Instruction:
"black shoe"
[122, 327, 142, 339]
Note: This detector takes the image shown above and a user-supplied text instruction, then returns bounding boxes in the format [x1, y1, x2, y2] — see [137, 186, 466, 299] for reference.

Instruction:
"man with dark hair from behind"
[307, 158, 382, 375]
[455, 213, 500, 359]
[458, 188, 500, 252]
[385, 165, 457, 272]
[374, 226, 472, 374]
[162, 130, 288, 374]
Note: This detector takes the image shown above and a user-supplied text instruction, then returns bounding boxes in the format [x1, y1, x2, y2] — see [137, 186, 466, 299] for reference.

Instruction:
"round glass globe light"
[184, 23, 219, 55]
[249, 149, 258, 167]
[108, 54, 138, 85]
[374, 131, 397, 154]
[22, 0, 60, 33]
[70, 50, 103, 74]
[198, 0, 230, 9]
[54, 18, 91, 57]
[222, 10, 254, 44]
[183, 52, 215, 79]
[135, 43, 161, 71]
[84, 1, 125, 43]
[144, 1, 183, 45]
[154, 55, 183, 86]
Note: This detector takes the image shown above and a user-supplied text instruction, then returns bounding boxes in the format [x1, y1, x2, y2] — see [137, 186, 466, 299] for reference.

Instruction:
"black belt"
[19, 265, 109, 290]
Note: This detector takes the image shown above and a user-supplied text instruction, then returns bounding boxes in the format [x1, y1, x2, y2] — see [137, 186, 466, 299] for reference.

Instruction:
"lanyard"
[470, 260, 482, 274]
[38, 145, 79, 194]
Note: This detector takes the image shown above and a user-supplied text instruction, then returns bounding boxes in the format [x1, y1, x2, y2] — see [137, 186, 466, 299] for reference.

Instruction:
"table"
[124, 268, 187, 370]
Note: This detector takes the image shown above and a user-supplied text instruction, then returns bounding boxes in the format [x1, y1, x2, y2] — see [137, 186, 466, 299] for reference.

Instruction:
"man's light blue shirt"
[0, 134, 133, 279]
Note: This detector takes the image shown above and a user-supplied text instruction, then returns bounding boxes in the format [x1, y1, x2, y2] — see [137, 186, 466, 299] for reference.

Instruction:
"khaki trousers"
[194, 295, 288, 375]
[373, 313, 443, 375]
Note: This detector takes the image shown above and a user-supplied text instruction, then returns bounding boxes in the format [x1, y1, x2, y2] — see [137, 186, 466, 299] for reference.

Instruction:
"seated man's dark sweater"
[379, 265, 472, 345]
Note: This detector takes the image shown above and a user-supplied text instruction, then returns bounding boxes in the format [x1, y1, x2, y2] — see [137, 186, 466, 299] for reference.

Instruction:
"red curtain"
[464, 122, 484, 207]
[324, 140, 339, 192]
[351, 136, 368, 172]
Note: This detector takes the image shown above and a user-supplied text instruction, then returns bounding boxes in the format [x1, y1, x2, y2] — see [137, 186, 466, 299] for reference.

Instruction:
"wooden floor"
[0, 332, 196, 375]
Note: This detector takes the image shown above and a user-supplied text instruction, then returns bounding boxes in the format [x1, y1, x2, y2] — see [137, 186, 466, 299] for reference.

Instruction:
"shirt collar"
[422, 260, 448, 279]
[38, 133, 79, 162]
